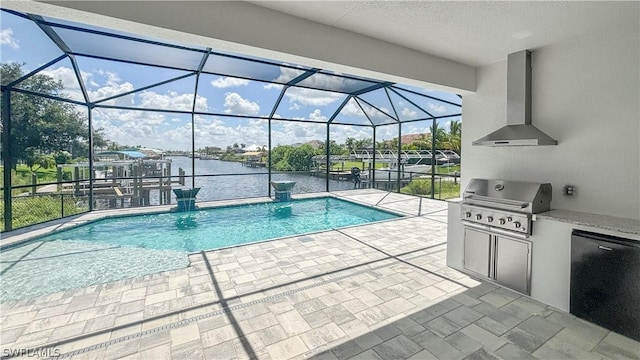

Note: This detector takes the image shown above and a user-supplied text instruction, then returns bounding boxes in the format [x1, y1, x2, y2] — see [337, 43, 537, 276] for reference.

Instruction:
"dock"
[48, 159, 187, 209]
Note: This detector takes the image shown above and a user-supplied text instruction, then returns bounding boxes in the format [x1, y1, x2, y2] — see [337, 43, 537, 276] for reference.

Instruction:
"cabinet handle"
[598, 245, 613, 251]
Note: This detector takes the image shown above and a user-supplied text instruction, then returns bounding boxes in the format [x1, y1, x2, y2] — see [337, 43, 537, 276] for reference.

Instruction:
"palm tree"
[344, 137, 356, 154]
[444, 120, 461, 154]
[429, 122, 447, 149]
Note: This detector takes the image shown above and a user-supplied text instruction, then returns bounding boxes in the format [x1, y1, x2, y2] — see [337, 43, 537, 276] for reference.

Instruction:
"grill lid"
[463, 178, 552, 214]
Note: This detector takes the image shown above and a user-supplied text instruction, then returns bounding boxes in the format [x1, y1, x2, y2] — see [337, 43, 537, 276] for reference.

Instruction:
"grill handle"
[464, 195, 529, 210]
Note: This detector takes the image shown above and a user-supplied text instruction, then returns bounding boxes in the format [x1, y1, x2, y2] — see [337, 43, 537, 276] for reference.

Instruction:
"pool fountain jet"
[173, 188, 200, 212]
[270, 181, 296, 202]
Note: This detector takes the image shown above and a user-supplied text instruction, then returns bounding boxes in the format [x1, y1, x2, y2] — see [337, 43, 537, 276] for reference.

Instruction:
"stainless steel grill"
[461, 178, 552, 237]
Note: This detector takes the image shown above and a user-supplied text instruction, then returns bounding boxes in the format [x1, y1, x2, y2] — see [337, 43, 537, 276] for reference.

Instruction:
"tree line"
[2, 63, 107, 172]
[269, 121, 461, 172]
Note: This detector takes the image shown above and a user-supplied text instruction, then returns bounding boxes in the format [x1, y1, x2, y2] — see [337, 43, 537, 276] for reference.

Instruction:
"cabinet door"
[495, 236, 531, 294]
[463, 228, 491, 277]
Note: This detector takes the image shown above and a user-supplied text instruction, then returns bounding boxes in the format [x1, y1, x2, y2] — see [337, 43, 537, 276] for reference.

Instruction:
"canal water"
[167, 156, 355, 202]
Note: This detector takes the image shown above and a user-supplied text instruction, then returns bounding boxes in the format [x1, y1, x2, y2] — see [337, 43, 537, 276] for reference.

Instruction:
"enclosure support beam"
[268, 118, 272, 197]
[372, 127, 376, 187]
[397, 123, 402, 191]
[2, 89, 12, 232]
[268, 85, 289, 197]
[431, 118, 436, 199]
[325, 123, 330, 192]
[191, 49, 211, 190]
[88, 107, 94, 210]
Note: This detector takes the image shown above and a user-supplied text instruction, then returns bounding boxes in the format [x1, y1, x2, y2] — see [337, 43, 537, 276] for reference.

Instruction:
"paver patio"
[1, 190, 639, 359]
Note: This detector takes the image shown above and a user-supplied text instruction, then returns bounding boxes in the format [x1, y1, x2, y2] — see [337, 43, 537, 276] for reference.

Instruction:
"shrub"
[0, 195, 87, 232]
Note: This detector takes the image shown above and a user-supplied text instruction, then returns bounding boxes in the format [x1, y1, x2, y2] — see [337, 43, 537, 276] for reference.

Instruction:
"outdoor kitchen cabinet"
[463, 228, 491, 277]
[494, 235, 531, 294]
[463, 227, 532, 295]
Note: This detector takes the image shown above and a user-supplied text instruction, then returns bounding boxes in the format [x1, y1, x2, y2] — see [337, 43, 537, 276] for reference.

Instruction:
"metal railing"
[1, 189, 90, 232]
[1, 169, 460, 232]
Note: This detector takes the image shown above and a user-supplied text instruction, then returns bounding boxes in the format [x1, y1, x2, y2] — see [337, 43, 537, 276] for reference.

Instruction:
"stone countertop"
[538, 209, 640, 238]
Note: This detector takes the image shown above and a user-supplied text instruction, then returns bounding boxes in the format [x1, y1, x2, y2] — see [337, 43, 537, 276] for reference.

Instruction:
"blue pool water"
[0, 197, 398, 301]
[41, 197, 399, 252]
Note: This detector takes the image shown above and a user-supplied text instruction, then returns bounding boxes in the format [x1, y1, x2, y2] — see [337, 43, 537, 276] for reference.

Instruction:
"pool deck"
[1, 189, 639, 359]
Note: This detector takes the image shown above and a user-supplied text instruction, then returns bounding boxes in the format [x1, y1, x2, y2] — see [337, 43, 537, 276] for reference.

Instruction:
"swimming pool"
[0, 197, 399, 301]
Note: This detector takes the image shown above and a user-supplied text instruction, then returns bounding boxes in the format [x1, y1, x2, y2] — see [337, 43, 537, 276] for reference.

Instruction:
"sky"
[1, 10, 462, 152]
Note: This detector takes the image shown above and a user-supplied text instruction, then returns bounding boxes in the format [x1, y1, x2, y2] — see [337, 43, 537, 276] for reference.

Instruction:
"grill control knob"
[499, 218, 506, 225]
[514, 221, 522, 229]
[486, 216, 494, 223]
[507, 216, 513, 222]
[465, 212, 472, 218]
[475, 214, 482, 220]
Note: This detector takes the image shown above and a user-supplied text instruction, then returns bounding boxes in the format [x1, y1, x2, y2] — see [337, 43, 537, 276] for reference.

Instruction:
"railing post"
[2, 89, 12, 232]
[61, 193, 65, 217]
[31, 173, 37, 195]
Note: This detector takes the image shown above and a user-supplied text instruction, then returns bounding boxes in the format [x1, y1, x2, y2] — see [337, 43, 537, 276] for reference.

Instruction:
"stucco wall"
[461, 21, 640, 219]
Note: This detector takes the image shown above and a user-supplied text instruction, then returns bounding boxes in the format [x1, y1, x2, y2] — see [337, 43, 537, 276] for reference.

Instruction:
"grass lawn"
[401, 178, 461, 199]
[1, 165, 75, 189]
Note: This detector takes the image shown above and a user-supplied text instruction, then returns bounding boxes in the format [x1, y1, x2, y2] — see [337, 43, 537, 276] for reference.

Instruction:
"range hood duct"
[473, 50, 557, 146]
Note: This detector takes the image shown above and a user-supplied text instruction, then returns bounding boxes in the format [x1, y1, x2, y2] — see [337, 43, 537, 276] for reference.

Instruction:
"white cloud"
[289, 103, 301, 111]
[40, 67, 85, 101]
[82, 68, 208, 111]
[342, 99, 365, 117]
[330, 126, 373, 145]
[308, 109, 327, 122]
[271, 71, 362, 108]
[92, 108, 174, 148]
[339, 99, 393, 124]
[223, 92, 259, 115]
[95, 105, 377, 151]
[267, 66, 304, 87]
[374, 125, 398, 140]
[299, 72, 364, 93]
[401, 107, 417, 118]
[88, 82, 135, 106]
[94, 70, 122, 87]
[191, 116, 270, 150]
[210, 77, 250, 88]
[138, 90, 202, 112]
[273, 122, 325, 144]
[428, 103, 447, 114]
[0, 28, 19, 49]
[285, 87, 342, 106]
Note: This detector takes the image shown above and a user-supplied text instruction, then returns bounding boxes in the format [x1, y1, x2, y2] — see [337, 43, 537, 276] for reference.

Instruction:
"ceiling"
[249, 1, 638, 67]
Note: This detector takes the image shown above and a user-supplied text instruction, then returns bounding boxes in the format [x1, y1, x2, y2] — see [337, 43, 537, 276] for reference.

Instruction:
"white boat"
[199, 154, 220, 160]
[374, 164, 433, 180]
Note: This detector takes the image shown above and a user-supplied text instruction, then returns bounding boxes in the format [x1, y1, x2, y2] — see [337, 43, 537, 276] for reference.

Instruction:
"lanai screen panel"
[296, 71, 379, 94]
[203, 53, 310, 85]
[44, 19, 205, 71]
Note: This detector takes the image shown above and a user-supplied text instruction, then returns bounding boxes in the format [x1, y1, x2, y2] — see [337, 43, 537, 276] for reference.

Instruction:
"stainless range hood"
[473, 50, 557, 146]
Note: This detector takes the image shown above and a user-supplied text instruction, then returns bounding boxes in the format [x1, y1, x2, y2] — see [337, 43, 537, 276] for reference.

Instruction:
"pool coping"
[0, 190, 409, 250]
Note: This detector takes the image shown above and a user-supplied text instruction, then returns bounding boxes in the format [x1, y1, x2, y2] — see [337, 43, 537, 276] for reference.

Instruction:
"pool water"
[0, 197, 398, 301]
[40, 197, 398, 252]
